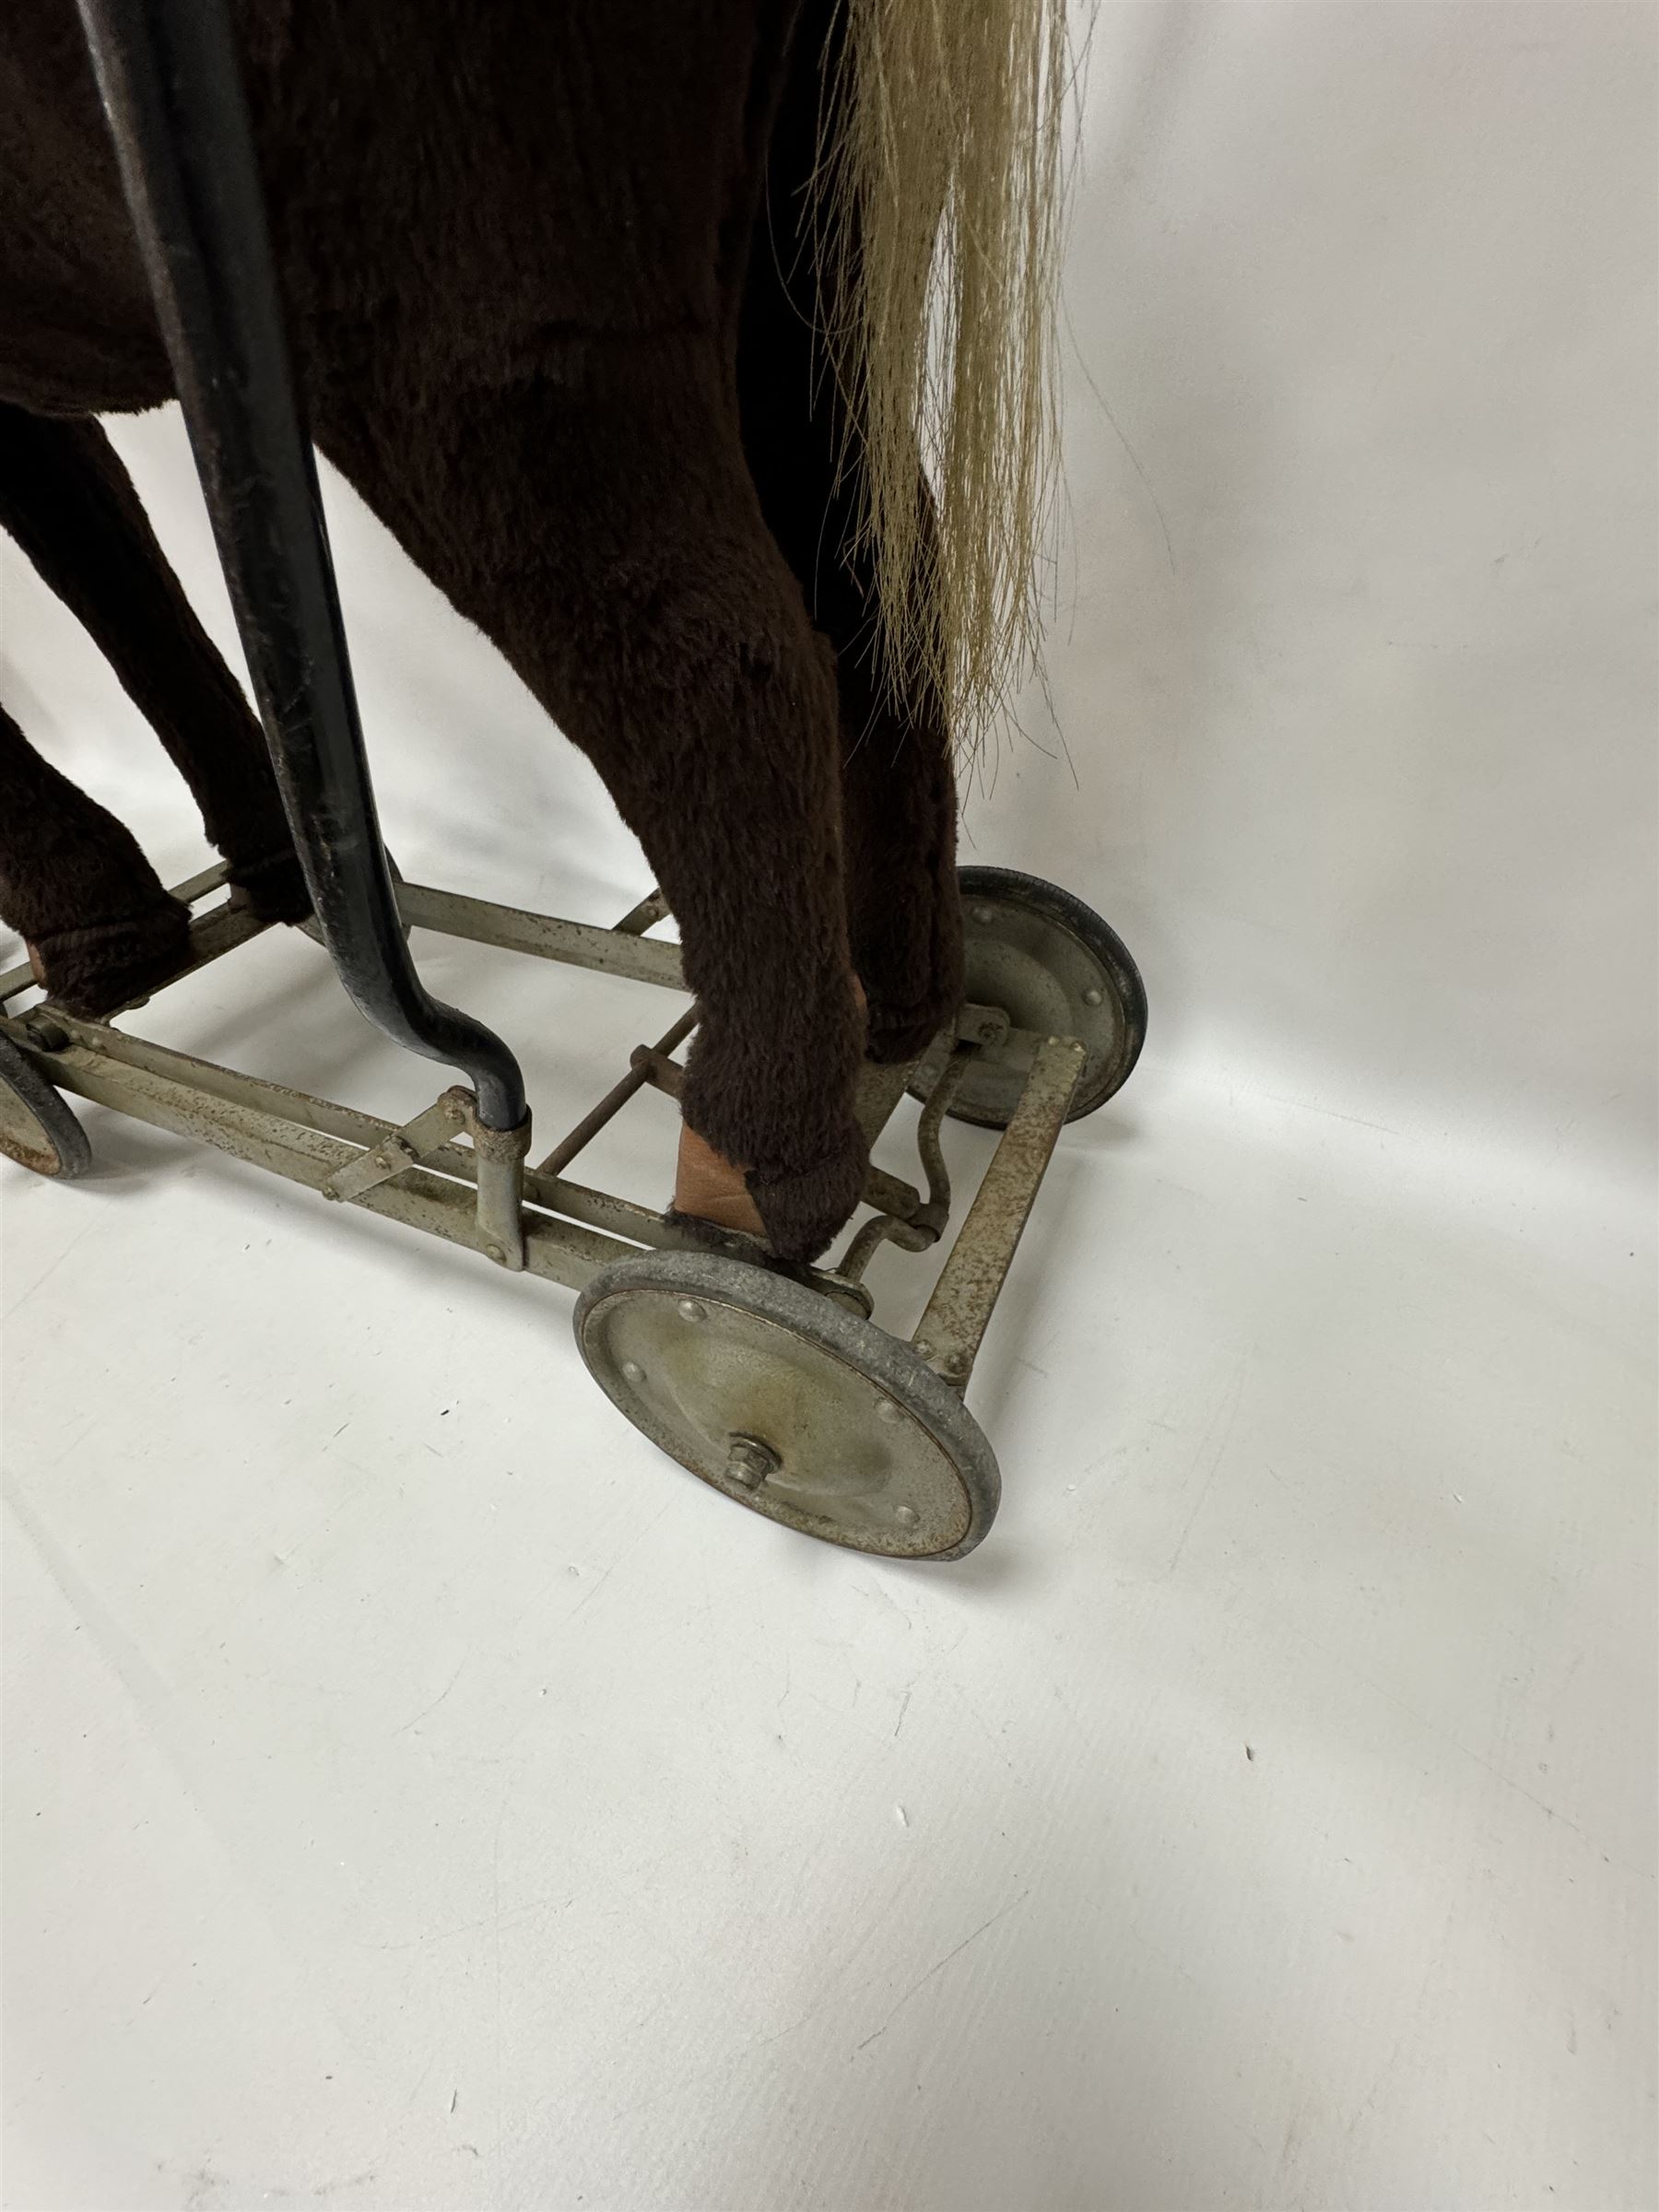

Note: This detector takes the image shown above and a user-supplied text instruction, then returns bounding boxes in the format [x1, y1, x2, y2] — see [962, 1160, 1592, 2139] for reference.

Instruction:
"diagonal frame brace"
[321, 1085, 531, 1270]
[320, 1089, 470, 1205]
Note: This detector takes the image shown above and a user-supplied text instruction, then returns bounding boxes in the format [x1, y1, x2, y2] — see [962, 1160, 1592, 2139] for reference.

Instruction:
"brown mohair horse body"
[0, 0, 1059, 1258]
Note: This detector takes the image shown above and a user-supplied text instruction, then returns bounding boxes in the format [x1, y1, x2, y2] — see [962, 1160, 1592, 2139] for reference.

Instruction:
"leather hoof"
[674, 1124, 766, 1241]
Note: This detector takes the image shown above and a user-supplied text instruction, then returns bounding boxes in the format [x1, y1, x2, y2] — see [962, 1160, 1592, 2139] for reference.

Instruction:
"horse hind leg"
[744, 446, 966, 1073]
[0, 700, 190, 1013]
[0, 404, 307, 924]
[338, 358, 868, 1263]
[570, 383, 868, 1261]
[737, 26, 964, 1068]
[831, 576, 964, 1066]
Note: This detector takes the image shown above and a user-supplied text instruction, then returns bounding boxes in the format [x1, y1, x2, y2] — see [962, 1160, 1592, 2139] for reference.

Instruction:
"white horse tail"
[815, 0, 1077, 751]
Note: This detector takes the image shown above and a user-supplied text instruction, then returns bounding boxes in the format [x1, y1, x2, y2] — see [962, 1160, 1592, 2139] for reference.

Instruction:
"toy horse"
[0, 0, 1070, 1261]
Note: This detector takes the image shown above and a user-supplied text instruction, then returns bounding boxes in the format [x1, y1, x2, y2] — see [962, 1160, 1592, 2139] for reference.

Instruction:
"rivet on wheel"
[678, 1299, 707, 1323]
[1082, 985, 1104, 1007]
[894, 1504, 920, 1529]
[621, 1359, 644, 1383]
[484, 1241, 505, 1264]
[971, 904, 995, 925]
[877, 1397, 904, 1425]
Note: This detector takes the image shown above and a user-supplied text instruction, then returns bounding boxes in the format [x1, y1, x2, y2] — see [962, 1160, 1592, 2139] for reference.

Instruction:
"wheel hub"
[921, 869, 1147, 1130]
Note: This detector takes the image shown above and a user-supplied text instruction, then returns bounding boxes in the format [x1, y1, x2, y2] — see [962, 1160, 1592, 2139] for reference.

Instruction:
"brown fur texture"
[0, 0, 967, 1258]
[0, 700, 190, 1012]
[0, 404, 308, 924]
[741, 5, 963, 1065]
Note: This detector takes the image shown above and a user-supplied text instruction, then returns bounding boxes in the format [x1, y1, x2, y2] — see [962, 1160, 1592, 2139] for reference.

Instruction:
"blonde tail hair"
[816, 0, 1075, 751]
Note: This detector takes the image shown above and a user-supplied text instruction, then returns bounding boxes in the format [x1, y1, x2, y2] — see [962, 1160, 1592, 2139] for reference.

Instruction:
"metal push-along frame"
[0, 0, 1147, 1559]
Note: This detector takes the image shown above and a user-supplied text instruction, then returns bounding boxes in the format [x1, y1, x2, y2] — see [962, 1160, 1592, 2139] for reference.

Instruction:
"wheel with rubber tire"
[917, 865, 1147, 1130]
[575, 1249, 999, 1559]
[0, 1030, 91, 1180]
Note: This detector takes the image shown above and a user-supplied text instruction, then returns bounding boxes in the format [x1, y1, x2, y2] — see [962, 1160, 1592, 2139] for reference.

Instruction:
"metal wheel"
[0, 1031, 91, 1180]
[917, 865, 1147, 1130]
[575, 1250, 999, 1560]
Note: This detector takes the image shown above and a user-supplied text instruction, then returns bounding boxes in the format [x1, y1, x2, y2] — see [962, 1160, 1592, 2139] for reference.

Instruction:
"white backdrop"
[4, 6, 1653, 2208]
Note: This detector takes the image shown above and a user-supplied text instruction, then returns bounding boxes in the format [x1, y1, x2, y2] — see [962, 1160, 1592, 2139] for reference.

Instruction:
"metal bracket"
[466, 1097, 532, 1272]
[959, 1001, 1013, 1050]
[320, 1089, 469, 1205]
[319, 1085, 530, 1270]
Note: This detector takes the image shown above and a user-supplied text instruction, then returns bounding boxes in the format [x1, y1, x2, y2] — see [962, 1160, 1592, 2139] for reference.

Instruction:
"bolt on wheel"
[574, 1250, 999, 1559]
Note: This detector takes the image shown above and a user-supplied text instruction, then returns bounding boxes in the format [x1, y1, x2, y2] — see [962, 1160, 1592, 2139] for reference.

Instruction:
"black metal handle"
[76, 0, 527, 1130]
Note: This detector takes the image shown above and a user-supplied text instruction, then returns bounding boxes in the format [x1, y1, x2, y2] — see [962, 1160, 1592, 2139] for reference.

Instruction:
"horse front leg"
[0, 700, 189, 1012]
[0, 406, 307, 923]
